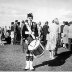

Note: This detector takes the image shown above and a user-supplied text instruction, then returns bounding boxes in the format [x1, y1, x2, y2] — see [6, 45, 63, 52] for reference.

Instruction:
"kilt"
[22, 36, 33, 52]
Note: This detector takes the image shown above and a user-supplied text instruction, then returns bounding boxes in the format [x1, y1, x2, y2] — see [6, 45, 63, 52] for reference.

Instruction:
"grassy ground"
[0, 44, 72, 71]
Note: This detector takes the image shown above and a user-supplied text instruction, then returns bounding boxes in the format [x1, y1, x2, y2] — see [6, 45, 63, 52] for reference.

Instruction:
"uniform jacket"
[22, 22, 38, 39]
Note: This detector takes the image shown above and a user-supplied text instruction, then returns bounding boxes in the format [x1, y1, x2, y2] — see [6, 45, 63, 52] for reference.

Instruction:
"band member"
[46, 18, 60, 59]
[24, 13, 38, 71]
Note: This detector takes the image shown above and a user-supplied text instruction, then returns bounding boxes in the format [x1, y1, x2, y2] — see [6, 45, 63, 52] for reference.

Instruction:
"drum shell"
[33, 44, 44, 57]
[28, 39, 44, 57]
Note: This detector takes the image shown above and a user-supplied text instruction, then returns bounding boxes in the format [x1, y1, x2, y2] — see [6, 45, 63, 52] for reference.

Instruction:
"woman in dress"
[46, 18, 60, 59]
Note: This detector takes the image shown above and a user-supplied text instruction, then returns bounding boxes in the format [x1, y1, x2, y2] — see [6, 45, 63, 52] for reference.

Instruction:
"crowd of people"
[0, 18, 49, 46]
[0, 13, 72, 71]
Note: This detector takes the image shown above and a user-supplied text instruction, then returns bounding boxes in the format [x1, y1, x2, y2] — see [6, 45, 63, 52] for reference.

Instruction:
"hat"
[27, 13, 33, 19]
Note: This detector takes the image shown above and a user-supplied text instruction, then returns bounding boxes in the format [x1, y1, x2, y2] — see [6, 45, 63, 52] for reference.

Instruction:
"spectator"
[68, 21, 72, 51]
[5, 30, 11, 44]
[62, 21, 69, 48]
[21, 20, 25, 45]
[11, 22, 14, 44]
[37, 22, 43, 39]
[46, 18, 60, 59]
[42, 21, 49, 46]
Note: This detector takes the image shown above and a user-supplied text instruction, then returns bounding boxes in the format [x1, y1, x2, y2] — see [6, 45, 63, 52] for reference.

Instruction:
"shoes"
[24, 69, 29, 71]
[24, 68, 35, 71]
[30, 68, 35, 71]
[50, 56, 55, 60]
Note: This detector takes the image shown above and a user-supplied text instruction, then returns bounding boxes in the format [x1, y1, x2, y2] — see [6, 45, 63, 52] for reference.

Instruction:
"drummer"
[24, 13, 38, 71]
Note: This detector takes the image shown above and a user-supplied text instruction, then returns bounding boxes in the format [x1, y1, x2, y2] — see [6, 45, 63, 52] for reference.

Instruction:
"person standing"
[0, 27, 2, 45]
[11, 22, 14, 45]
[42, 21, 49, 46]
[4, 26, 7, 38]
[14, 20, 18, 44]
[62, 22, 69, 48]
[24, 13, 38, 71]
[59, 21, 65, 47]
[20, 20, 25, 45]
[37, 22, 43, 40]
[46, 18, 60, 59]
[68, 21, 72, 51]
[16, 22, 21, 44]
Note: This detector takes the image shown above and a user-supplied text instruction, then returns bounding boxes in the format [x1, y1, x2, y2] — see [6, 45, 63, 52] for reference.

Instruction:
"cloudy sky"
[0, 0, 72, 27]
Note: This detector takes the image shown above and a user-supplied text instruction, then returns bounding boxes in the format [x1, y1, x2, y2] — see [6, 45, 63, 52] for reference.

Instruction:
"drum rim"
[33, 42, 45, 58]
[33, 50, 44, 58]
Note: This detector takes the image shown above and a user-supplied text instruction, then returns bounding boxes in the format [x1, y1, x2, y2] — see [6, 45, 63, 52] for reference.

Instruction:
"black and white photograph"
[0, 0, 72, 71]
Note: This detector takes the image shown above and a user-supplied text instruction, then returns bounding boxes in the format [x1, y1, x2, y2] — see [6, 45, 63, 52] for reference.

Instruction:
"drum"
[28, 39, 44, 57]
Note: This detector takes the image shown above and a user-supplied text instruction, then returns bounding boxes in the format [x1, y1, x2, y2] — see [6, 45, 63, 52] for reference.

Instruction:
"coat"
[68, 24, 72, 38]
[22, 22, 38, 39]
[62, 25, 69, 43]
[46, 23, 59, 50]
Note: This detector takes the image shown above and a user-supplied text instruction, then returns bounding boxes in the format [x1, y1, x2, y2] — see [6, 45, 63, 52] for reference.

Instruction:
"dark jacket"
[22, 22, 38, 39]
[42, 25, 49, 35]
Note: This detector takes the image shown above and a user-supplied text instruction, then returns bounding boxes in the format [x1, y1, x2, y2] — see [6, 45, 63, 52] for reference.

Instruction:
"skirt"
[46, 33, 57, 50]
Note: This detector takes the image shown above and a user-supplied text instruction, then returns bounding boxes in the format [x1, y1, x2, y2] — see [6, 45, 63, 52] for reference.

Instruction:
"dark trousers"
[5, 36, 11, 44]
[42, 35, 47, 46]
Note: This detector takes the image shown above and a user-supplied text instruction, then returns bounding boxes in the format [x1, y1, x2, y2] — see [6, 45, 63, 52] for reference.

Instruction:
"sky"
[0, 0, 72, 27]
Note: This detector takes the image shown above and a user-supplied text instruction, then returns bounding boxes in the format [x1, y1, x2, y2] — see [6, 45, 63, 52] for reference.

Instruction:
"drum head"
[28, 40, 40, 50]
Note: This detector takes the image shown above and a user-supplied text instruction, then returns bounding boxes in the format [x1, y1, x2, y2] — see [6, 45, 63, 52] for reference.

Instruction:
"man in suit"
[24, 13, 38, 71]
[42, 21, 49, 46]
[14, 20, 18, 44]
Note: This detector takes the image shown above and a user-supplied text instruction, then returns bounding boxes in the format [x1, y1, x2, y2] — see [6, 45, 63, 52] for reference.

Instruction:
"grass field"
[0, 44, 72, 71]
